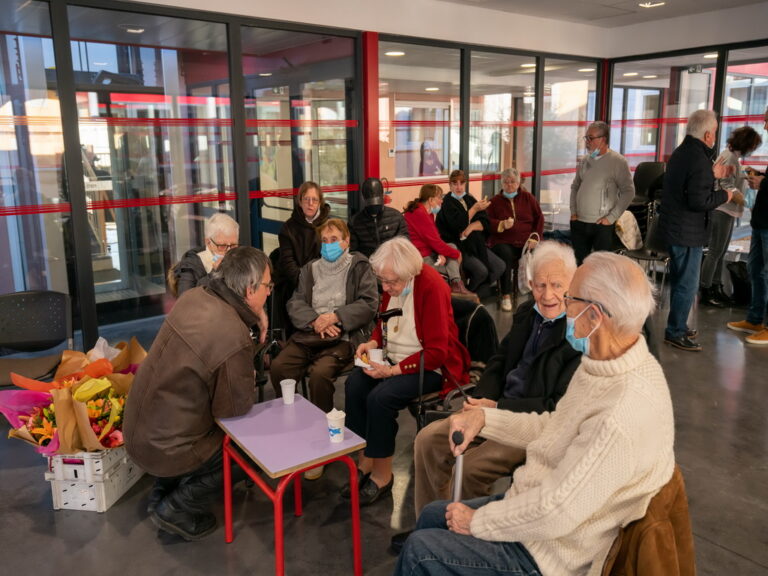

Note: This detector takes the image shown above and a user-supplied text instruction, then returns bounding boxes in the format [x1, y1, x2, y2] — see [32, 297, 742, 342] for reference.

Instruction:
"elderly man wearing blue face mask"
[270, 218, 378, 479]
[395, 252, 675, 576]
[569, 121, 635, 265]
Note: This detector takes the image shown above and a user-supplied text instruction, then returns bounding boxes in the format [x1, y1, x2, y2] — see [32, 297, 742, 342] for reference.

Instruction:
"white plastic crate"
[44, 448, 144, 513]
[47, 445, 128, 482]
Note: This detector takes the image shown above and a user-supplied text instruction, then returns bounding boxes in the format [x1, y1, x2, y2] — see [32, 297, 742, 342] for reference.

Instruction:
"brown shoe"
[450, 279, 479, 302]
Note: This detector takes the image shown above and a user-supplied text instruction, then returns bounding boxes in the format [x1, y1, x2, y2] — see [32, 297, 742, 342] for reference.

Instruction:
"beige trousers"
[414, 416, 526, 516]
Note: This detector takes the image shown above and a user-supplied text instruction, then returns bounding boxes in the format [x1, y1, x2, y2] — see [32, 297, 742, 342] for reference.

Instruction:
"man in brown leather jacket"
[124, 246, 270, 541]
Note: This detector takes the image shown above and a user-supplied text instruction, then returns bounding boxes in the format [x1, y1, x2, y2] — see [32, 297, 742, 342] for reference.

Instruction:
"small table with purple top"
[217, 395, 365, 576]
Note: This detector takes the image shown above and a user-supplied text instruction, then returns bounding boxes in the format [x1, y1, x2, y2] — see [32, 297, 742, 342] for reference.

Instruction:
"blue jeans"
[394, 495, 541, 576]
[747, 228, 768, 325]
[666, 245, 703, 339]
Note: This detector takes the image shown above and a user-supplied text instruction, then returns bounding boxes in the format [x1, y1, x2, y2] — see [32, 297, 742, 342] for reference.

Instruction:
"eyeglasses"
[256, 282, 274, 292]
[301, 196, 320, 205]
[208, 238, 238, 251]
[376, 275, 402, 287]
[563, 292, 612, 317]
[583, 134, 605, 143]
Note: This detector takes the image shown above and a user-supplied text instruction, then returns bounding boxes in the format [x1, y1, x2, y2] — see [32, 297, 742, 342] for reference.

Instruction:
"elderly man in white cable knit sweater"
[569, 121, 635, 264]
[394, 251, 674, 576]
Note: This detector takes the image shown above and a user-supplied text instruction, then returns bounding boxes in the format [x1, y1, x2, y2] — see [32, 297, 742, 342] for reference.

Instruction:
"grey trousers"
[413, 416, 526, 516]
[423, 243, 461, 282]
[700, 210, 735, 289]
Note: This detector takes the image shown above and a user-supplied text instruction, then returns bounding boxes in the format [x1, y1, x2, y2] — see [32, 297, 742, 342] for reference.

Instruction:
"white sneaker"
[501, 296, 513, 312]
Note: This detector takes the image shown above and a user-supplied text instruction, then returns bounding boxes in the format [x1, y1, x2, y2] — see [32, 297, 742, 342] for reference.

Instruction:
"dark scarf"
[206, 277, 261, 336]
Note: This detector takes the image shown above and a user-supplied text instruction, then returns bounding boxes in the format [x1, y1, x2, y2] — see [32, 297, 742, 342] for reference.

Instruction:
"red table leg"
[223, 436, 233, 543]
[293, 473, 303, 517]
[341, 455, 363, 576]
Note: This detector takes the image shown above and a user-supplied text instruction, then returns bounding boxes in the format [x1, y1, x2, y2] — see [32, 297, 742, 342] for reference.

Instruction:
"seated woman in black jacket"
[436, 170, 505, 293]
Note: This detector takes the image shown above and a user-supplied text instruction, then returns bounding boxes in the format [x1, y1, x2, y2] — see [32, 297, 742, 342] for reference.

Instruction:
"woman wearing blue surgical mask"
[486, 168, 544, 312]
[169, 212, 239, 297]
[404, 184, 476, 300]
[270, 219, 379, 468]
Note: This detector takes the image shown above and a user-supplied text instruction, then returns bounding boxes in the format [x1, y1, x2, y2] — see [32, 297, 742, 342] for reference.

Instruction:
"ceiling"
[436, 0, 767, 28]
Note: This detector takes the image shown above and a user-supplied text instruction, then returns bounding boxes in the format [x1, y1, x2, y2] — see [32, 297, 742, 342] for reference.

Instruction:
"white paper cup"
[369, 348, 384, 364]
[280, 379, 296, 405]
[327, 413, 345, 443]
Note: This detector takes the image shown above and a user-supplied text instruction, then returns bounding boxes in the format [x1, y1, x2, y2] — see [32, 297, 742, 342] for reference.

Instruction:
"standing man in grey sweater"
[569, 121, 635, 264]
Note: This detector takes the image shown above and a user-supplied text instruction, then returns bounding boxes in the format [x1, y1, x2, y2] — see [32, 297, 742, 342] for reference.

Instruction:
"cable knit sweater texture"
[470, 336, 675, 576]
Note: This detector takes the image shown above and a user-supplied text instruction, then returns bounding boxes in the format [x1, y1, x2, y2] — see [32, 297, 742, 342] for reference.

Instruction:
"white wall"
[125, 0, 768, 58]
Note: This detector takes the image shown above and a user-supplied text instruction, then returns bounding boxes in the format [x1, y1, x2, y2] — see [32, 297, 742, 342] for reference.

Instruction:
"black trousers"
[490, 243, 523, 295]
[344, 367, 442, 459]
[570, 220, 615, 264]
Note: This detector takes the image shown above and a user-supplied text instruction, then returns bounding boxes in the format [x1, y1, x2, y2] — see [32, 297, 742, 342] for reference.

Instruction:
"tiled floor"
[1, 299, 767, 575]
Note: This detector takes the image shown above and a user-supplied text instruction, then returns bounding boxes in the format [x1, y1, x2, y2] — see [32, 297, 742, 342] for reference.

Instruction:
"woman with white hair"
[396, 252, 675, 576]
[343, 237, 470, 506]
[171, 212, 239, 296]
[486, 168, 544, 311]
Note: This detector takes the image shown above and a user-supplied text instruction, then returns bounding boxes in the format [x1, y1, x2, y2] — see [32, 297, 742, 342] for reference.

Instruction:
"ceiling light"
[703, 53, 718, 59]
[623, 72, 639, 77]
[258, 72, 272, 77]
[523, 91, 535, 97]
[578, 68, 595, 72]
[385, 51, 405, 57]
[93, 62, 108, 66]
[521, 63, 536, 68]
[425, 87, 440, 92]
[643, 75, 658, 79]
[119, 24, 145, 34]
[638, 1, 665, 7]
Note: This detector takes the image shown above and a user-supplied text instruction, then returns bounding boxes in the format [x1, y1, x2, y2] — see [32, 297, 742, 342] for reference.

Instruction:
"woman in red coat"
[486, 168, 544, 311]
[344, 237, 470, 506]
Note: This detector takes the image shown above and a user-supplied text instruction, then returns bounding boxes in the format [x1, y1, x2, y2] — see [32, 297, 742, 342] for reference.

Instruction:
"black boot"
[700, 286, 724, 308]
[151, 495, 217, 541]
[713, 284, 733, 305]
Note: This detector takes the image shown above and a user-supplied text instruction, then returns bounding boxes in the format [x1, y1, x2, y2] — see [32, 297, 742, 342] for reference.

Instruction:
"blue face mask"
[451, 191, 465, 201]
[212, 252, 222, 264]
[503, 191, 518, 200]
[401, 279, 413, 298]
[321, 241, 344, 262]
[589, 148, 600, 159]
[534, 303, 566, 321]
[565, 306, 598, 356]
[430, 204, 441, 215]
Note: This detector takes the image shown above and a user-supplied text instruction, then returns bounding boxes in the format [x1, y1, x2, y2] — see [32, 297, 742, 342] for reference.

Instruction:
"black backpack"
[726, 261, 751, 306]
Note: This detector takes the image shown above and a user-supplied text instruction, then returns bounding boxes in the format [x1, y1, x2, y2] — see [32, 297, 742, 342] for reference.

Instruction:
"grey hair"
[686, 109, 718, 140]
[500, 167, 520, 181]
[529, 240, 577, 279]
[370, 237, 424, 281]
[588, 121, 611, 144]
[580, 252, 656, 336]
[205, 213, 239, 241]
[213, 246, 270, 298]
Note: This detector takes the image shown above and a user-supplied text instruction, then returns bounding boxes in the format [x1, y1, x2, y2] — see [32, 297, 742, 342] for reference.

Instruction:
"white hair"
[205, 213, 239, 241]
[580, 252, 656, 336]
[370, 237, 424, 281]
[588, 121, 611, 144]
[500, 167, 520, 181]
[686, 109, 717, 140]
[529, 240, 577, 279]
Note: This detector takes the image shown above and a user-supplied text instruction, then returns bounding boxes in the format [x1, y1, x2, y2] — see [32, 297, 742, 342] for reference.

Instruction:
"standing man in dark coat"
[659, 110, 733, 351]
[125, 247, 271, 541]
[349, 177, 409, 258]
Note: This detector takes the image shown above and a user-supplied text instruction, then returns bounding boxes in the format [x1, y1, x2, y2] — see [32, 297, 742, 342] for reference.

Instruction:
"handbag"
[517, 233, 540, 296]
[290, 329, 342, 351]
[414, 353, 472, 430]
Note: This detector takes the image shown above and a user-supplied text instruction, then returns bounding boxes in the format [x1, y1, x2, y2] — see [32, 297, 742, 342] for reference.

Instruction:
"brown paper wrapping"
[53, 350, 89, 381]
[111, 337, 147, 373]
[51, 388, 86, 453]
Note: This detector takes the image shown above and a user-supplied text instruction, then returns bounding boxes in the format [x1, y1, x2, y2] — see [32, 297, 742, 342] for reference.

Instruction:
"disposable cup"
[369, 348, 384, 364]
[280, 379, 296, 405]
[327, 410, 346, 443]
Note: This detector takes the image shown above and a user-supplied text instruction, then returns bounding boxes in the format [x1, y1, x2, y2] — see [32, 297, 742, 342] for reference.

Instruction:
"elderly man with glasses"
[125, 247, 271, 541]
[395, 252, 675, 576]
[569, 121, 635, 264]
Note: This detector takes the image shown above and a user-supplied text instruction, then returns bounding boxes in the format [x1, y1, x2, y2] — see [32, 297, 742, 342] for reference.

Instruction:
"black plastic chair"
[0, 291, 74, 387]
[620, 202, 670, 305]
[632, 161, 665, 203]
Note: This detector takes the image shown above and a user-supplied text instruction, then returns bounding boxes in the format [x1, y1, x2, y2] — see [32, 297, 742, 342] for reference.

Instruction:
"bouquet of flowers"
[0, 337, 146, 454]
